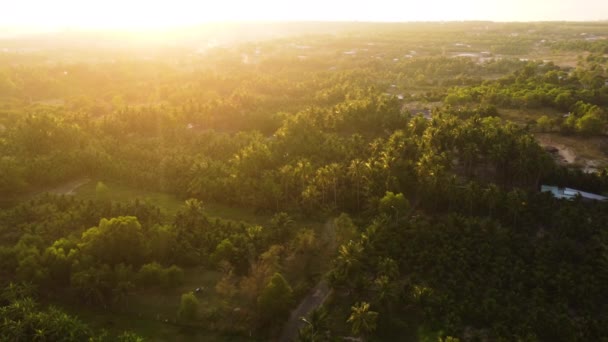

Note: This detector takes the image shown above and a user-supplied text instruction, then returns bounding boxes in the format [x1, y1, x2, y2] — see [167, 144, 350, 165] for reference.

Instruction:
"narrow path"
[279, 218, 336, 342]
[279, 280, 331, 342]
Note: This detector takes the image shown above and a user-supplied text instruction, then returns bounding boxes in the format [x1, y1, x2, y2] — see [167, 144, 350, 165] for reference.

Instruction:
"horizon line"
[2, 19, 608, 33]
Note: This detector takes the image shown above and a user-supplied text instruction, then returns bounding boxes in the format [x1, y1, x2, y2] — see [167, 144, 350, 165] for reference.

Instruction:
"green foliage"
[136, 262, 165, 286]
[211, 239, 237, 265]
[257, 273, 294, 328]
[576, 111, 604, 135]
[536, 115, 553, 132]
[0, 156, 27, 195]
[268, 212, 295, 243]
[178, 291, 199, 321]
[297, 307, 330, 342]
[328, 240, 365, 290]
[334, 213, 358, 247]
[137, 262, 184, 289]
[0, 297, 91, 342]
[164, 265, 185, 288]
[347, 302, 378, 337]
[95, 181, 110, 201]
[0, 284, 142, 342]
[70, 265, 114, 306]
[378, 191, 409, 221]
[116, 331, 145, 342]
[80, 216, 145, 266]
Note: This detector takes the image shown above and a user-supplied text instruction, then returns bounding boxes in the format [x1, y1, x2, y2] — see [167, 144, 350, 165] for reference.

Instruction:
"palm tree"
[336, 242, 363, 277]
[483, 183, 501, 218]
[372, 275, 400, 312]
[297, 307, 330, 342]
[347, 159, 368, 211]
[347, 302, 378, 339]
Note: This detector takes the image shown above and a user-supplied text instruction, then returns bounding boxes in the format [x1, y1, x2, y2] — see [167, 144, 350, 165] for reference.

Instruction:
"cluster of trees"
[0, 192, 323, 337]
[550, 39, 608, 54]
[537, 100, 605, 135]
[444, 58, 608, 136]
[0, 196, 177, 305]
[325, 188, 608, 341]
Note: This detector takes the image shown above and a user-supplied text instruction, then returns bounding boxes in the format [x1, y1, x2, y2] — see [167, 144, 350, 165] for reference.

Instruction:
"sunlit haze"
[2, 0, 607, 30]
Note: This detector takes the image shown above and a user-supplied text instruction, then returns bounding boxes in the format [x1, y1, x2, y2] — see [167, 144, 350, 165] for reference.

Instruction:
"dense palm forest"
[1, 22, 608, 341]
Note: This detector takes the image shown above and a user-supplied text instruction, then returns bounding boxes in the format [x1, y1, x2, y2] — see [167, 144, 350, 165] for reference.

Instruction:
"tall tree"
[347, 302, 378, 339]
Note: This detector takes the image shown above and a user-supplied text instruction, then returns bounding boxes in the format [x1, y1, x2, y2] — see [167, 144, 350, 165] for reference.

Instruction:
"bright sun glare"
[4, 0, 297, 30]
[2, 0, 608, 30]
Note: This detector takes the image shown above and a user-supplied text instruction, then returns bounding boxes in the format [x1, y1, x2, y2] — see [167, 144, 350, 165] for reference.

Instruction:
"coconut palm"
[347, 302, 378, 339]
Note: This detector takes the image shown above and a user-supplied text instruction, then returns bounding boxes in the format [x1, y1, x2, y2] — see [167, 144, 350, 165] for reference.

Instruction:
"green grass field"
[75, 181, 184, 214]
[74, 180, 272, 226]
[52, 269, 251, 342]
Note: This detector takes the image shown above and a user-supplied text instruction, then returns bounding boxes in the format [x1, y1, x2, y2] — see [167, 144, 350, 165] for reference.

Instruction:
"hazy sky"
[1, 0, 607, 29]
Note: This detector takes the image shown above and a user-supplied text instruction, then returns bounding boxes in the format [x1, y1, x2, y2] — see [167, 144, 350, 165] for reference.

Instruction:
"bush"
[137, 262, 165, 287]
[178, 292, 199, 321]
[164, 265, 184, 288]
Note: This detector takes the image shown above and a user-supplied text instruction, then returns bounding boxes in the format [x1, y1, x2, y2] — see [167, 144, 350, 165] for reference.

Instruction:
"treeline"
[5, 93, 590, 213]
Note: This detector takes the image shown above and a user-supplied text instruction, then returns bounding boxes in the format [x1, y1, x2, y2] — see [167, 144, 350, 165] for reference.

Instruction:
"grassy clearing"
[74, 181, 184, 215]
[52, 269, 249, 342]
[535, 133, 608, 169]
[498, 107, 562, 125]
[73, 180, 272, 226]
[73, 180, 327, 234]
[529, 49, 586, 68]
[128, 269, 223, 322]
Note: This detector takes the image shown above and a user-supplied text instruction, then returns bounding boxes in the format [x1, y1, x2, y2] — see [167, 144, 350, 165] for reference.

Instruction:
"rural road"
[279, 218, 335, 342]
[279, 280, 331, 342]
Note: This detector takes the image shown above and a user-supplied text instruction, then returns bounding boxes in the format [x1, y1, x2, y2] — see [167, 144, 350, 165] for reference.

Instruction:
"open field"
[74, 181, 184, 215]
[73, 180, 273, 226]
[497, 108, 608, 173]
[51, 270, 252, 342]
[535, 133, 608, 172]
[527, 49, 586, 68]
[499, 107, 563, 125]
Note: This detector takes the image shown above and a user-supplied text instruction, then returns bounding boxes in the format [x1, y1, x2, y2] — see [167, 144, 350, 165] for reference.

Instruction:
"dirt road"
[279, 218, 336, 342]
[279, 280, 331, 342]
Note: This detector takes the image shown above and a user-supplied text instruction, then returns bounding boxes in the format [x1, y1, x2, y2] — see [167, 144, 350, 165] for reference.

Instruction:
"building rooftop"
[541, 185, 608, 201]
